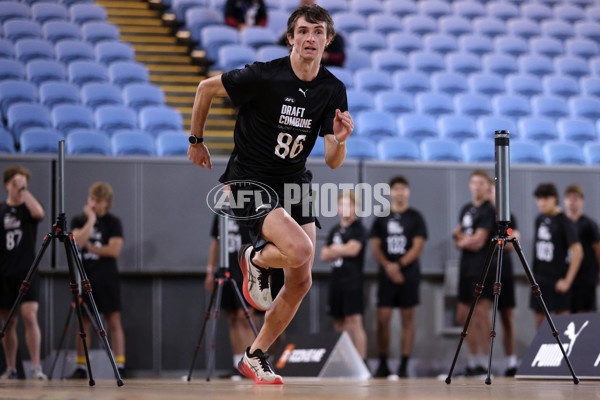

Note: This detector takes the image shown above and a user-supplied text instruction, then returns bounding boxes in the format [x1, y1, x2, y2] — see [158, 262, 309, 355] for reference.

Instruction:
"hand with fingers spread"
[333, 109, 353, 144]
[188, 142, 212, 169]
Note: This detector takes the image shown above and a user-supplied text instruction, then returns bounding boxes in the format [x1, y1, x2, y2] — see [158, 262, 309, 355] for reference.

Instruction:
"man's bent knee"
[286, 275, 312, 299]
[286, 237, 313, 268]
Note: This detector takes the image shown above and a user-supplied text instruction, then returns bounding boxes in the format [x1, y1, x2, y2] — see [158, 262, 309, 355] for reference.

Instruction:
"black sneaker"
[397, 365, 408, 378]
[374, 361, 391, 378]
[118, 367, 126, 379]
[67, 368, 88, 379]
[504, 367, 517, 377]
[465, 366, 487, 377]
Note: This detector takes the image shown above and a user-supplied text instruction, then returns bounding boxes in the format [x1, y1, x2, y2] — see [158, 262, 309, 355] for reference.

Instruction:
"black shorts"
[570, 285, 597, 313]
[498, 274, 516, 311]
[84, 268, 121, 314]
[377, 273, 419, 308]
[529, 278, 571, 313]
[221, 262, 247, 311]
[0, 273, 41, 308]
[328, 284, 364, 318]
[458, 273, 495, 304]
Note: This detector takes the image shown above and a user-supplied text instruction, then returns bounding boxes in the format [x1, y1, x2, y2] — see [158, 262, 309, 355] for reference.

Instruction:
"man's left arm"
[22, 190, 44, 221]
[324, 109, 353, 169]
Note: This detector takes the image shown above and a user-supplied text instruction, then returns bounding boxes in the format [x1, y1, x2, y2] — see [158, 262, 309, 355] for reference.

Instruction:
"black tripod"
[187, 213, 258, 381]
[0, 141, 123, 387]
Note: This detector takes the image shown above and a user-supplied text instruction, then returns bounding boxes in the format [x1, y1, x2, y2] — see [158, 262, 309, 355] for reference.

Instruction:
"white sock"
[477, 354, 488, 367]
[507, 355, 517, 368]
[467, 353, 477, 368]
[233, 354, 243, 368]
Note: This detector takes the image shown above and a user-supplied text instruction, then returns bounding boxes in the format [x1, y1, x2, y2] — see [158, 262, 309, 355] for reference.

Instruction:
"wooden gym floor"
[0, 378, 595, 400]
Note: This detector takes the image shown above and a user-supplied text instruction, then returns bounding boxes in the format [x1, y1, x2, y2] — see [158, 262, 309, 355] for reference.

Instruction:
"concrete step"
[108, 17, 162, 26]
[121, 35, 178, 44]
[135, 54, 192, 64]
[133, 44, 188, 54]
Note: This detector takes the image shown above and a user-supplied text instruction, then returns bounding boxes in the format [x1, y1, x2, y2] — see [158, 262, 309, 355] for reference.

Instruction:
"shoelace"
[256, 352, 273, 374]
[257, 267, 270, 291]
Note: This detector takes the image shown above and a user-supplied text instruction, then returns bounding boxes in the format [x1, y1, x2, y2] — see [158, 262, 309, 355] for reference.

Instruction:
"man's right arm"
[73, 217, 94, 248]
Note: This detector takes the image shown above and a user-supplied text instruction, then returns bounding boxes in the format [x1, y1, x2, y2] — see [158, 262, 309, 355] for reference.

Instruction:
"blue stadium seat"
[0, 128, 15, 153]
[266, 10, 287, 37]
[425, 34, 458, 54]
[172, 0, 208, 24]
[7, 103, 52, 141]
[350, 31, 386, 53]
[347, 90, 374, 114]
[530, 37, 563, 58]
[0, 40, 15, 60]
[410, 51, 445, 73]
[418, 0, 451, 18]
[111, 130, 154, 156]
[156, 131, 188, 157]
[185, 8, 224, 40]
[62, 0, 95, 7]
[483, 53, 518, 76]
[218, 44, 255, 71]
[510, 140, 545, 164]
[69, 4, 107, 25]
[521, 3, 553, 22]
[368, 14, 403, 35]
[240, 26, 276, 50]
[371, 50, 408, 72]
[354, 69, 391, 92]
[384, 0, 418, 18]
[20, 129, 63, 154]
[565, 38, 598, 58]
[356, 110, 397, 140]
[421, 138, 463, 162]
[519, 55, 554, 77]
[318, 0, 349, 15]
[403, 15, 437, 36]
[455, 93, 493, 117]
[459, 34, 492, 55]
[580, 77, 600, 96]
[494, 36, 529, 57]
[15, 39, 55, 64]
[332, 12, 367, 34]
[569, 96, 600, 120]
[543, 75, 579, 97]
[95, 41, 134, 65]
[52, 104, 94, 133]
[387, 33, 422, 54]
[544, 142, 585, 165]
[415, 92, 454, 116]
[506, 74, 542, 96]
[532, 95, 569, 119]
[583, 142, 600, 165]
[26, 59, 66, 86]
[82, 22, 119, 45]
[344, 50, 371, 72]
[507, 19, 541, 39]
[377, 137, 420, 161]
[393, 71, 429, 93]
[592, 57, 600, 75]
[108, 61, 148, 87]
[39, 81, 80, 108]
[462, 139, 494, 162]
[487, 2, 519, 20]
[81, 82, 122, 109]
[431, 72, 468, 94]
[0, 80, 37, 117]
[68, 60, 108, 86]
[32, 3, 68, 25]
[473, 17, 506, 37]
[453, 1, 486, 19]
[344, 137, 378, 160]
[557, 118, 596, 143]
[468, 73, 505, 95]
[586, 5, 600, 23]
[519, 117, 559, 142]
[3, 20, 43, 42]
[438, 16, 472, 36]
[439, 115, 478, 141]
[43, 21, 81, 43]
[200, 25, 238, 60]
[477, 116, 517, 139]
[494, 95, 531, 118]
[0, 3, 31, 24]
[139, 106, 182, 136]
[398, 114, 438, 142]
[554, 4, 586, 23]
[448, 53, 482, 75]
[256, 45, 288, 62]
[66, 129, 110, 154]
[541, 19, 575, 40]
[374, 91, 412, 114]
[55, 40, 94, 64]
[350, 0, 384, 16]
[328, 67, 353, 89]
[555, 56, 590, 78]
[95, 105, 137, 135]
[123, 83, 164, 111]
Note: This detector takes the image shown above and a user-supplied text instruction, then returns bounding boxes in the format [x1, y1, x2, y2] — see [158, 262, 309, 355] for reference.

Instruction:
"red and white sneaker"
[238, 244, 272, 311]
[238, 348, 283, 385]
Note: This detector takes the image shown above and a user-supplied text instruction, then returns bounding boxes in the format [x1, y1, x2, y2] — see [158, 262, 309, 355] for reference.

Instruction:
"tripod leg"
[66, 236, 124, 386]
[512, 239, 579, 384]
[446, 240, 498, 384]
[187, 280, 219, 382]
[485, 240, 505, 385]
[0, 234, 52, 340]
[229, 278, 259, 337]
[206, 279, 225, 382]
[48, 301, 75, 380]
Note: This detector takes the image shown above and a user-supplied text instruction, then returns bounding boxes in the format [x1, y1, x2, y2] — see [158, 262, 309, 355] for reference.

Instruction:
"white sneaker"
[31, 366, 47, 380]
[237, 347, 283, 385]
[0, 368, 17, 380]
[238, 244, 272, 311]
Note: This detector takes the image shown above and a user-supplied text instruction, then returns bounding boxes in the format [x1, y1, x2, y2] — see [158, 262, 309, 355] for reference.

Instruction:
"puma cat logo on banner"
[298, 88, 308, 97]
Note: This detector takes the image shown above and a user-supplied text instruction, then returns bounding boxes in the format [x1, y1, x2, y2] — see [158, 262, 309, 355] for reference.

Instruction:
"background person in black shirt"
[0, 166, 45, 380]
[70, 183, 126, 378]
[531, 183, 582, 328]
[225, 0, 268, 30]
[188, 5, 353, 384]
[370, 176, 427, 378]
[453, 170, 495, 376]
[320, 191, 367, 361]
[563, 184, 600, 313]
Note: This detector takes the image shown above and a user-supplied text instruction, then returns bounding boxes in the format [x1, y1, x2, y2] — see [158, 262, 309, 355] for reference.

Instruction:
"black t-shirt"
[572, 215, 600, 287]
[492, 213, 518, 278]
[71, 213, 123, 274]
[210, 213, 252, 269]
[220, 56, 348, 184]
[225, 0, 267, 26]
[458, 200, 496, 277]
[533, 212, 578, 281]
[0, 202, 40, 277]
[326, 219, 367, 290]
[370, 208, 428, 281]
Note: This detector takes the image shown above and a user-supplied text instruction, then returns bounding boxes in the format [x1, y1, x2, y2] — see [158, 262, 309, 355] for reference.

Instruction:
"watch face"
[188, 135, 197, 144]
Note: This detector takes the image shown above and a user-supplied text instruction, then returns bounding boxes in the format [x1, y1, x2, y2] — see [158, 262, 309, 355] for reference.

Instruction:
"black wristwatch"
[188, 134, 204, 145]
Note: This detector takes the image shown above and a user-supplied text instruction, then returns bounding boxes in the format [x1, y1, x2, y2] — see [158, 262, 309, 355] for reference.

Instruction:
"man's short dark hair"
[565, 184, 584, 198]
[470, 169, 491, 182]
[286, 5, 335, 40]
[3, 165, 31, 186]
[534, 183, 559, 199]
[389, 175, 409, 188]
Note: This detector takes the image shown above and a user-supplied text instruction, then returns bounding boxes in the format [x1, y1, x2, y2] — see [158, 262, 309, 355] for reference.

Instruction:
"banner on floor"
[516, 312, 600, 380]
